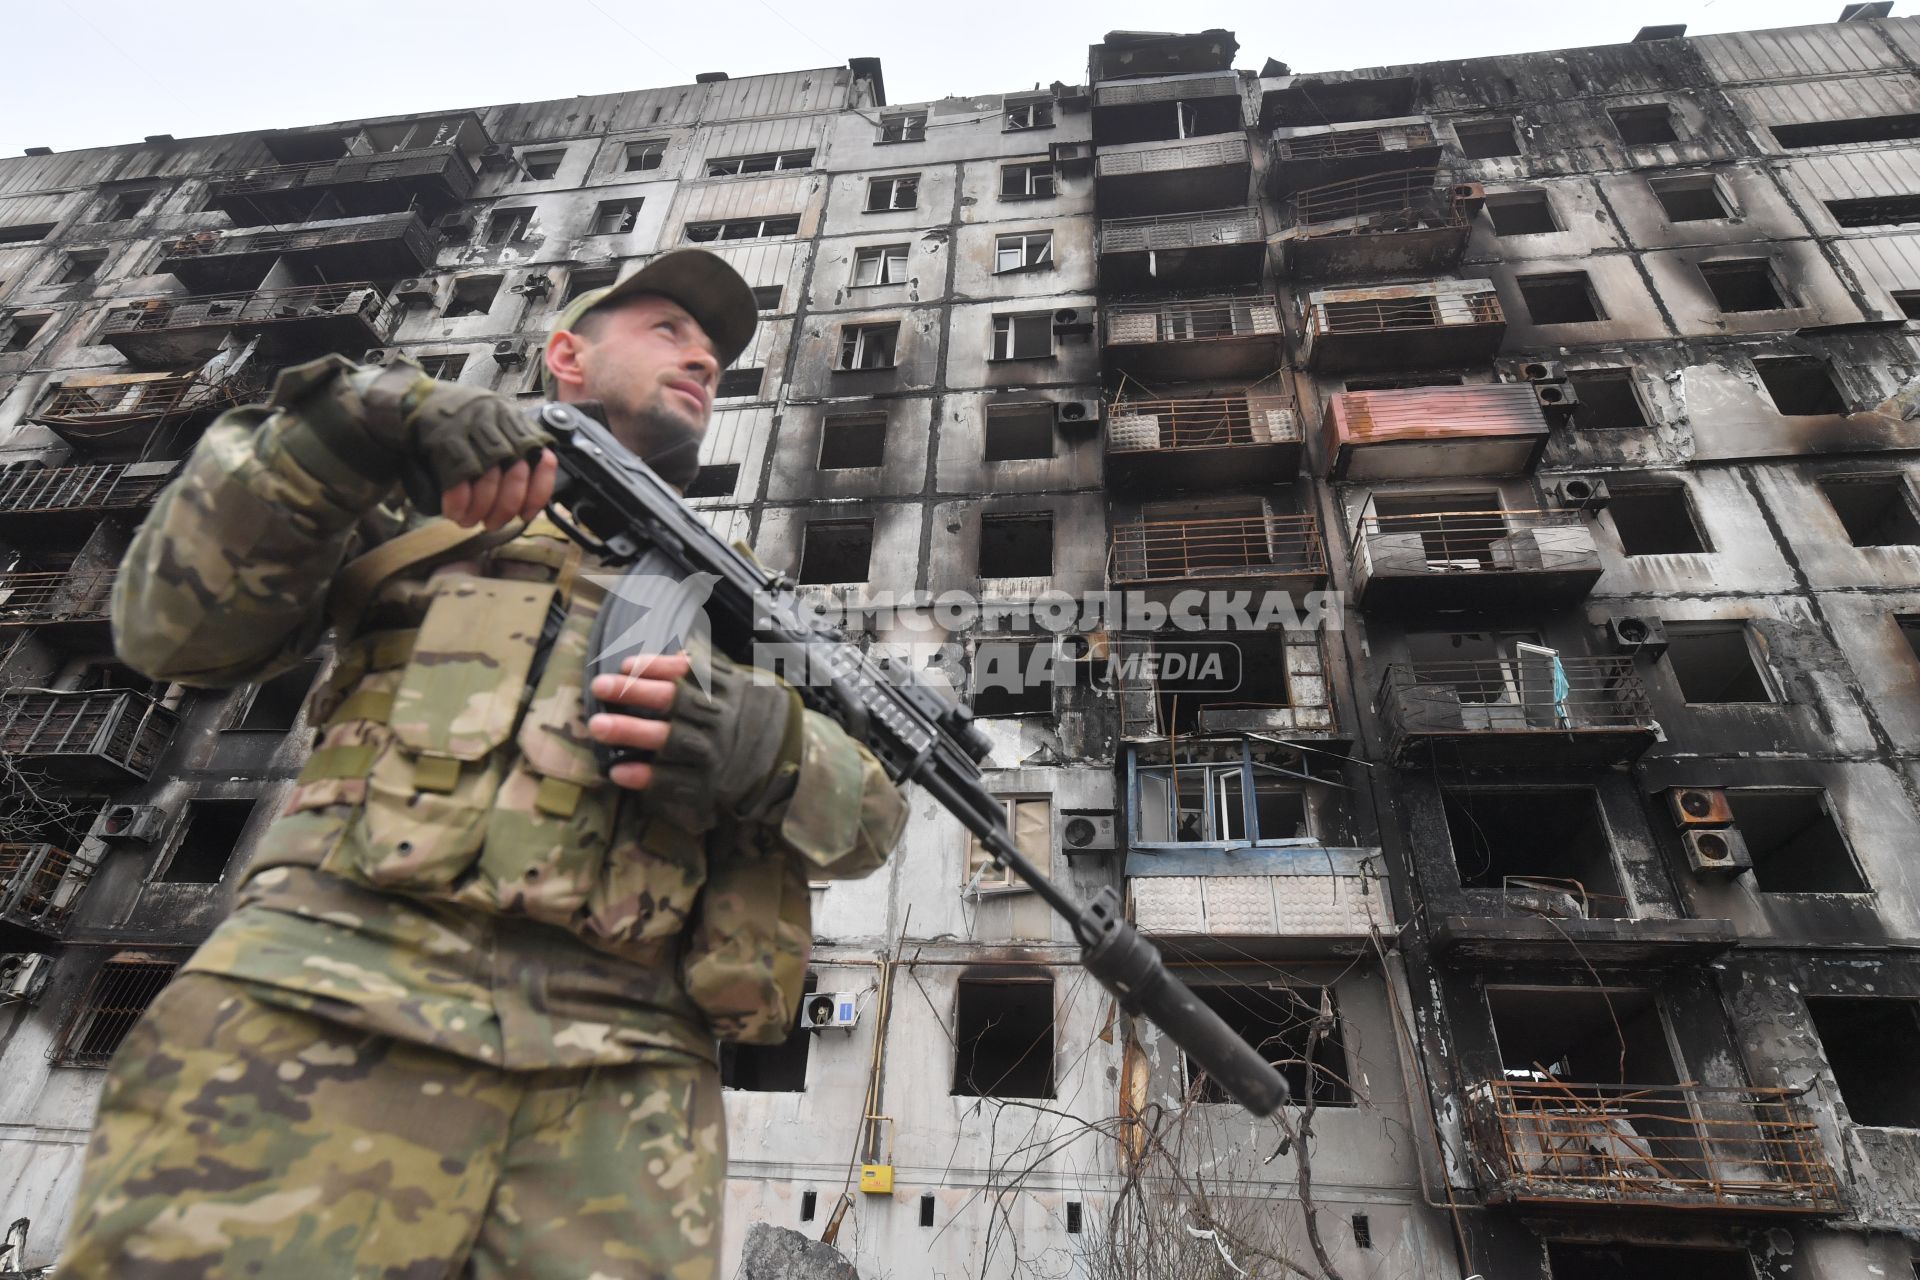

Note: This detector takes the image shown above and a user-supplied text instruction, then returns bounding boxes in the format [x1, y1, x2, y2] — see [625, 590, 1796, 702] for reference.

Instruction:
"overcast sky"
[0, 0, 1890, 157]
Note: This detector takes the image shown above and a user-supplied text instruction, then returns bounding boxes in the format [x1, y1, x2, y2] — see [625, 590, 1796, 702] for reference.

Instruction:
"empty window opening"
[486, 207, 533, 245]
[979, 513, 1052, 578]
[879, 112, 927, 144]
[1900, 615, 1920, 667]
[1804, 998, 1920, 1126]
[623, 139, 666, 171]
[716, 368, 763, 399]
[966, 796, 1050, 886]
[839, 323, 898, 370]
[1001, 163, 1056, 199]
[1485, 191, 1558, 236]
[1726, 791, 1868, 894]
[984, 402, 1055, 461]
[0, 222, 56, 244]
[750, 284, 783, 311]
[99, 190, 151, 221]
[1444, 789, 1624, 916]
[1005, 98, 1055, 131]
[991, 313, 1054, 361]
[57, 251, 107, 285]
[53, 957, 177, 1068]
[866, 175, 919, 212]
[1651, 176, 1729, 222]
[1666, 626, 1771, 704]
[416, 354, 468, 382]
[685, 216, 799, 242]
[1487, 986, 1676, 1085]
[1456, 118, 1521, 159]
[1185, 985, 1351, 1107]
[706, 149, 813, 176]
[1611, 104, 1681, 146]
[1893, 291, 1920, 320]
[1372, 491, 1506, 571]
[800, 1191, 817, 1222]
[952, 978, 1054, 1098]
[564, 265, 619, 303]
[1773, 114, 1920, 149]
[1753, 357, 1846, 415]
[720, 975, 815, 1092]
[1066, 1202, 1083, 1235]
[994, 231, 1054, 274]
[590, 199, 645, 235]
[685, 463, 741, 499]
[971, 641, 1053, 717]
[1609, 486, 1707, 555]
[918, 1195, 936, 1227]
[1821, 477, 1920, 546]
[2, 313, 49, 353]
[1547, 1242, 1755, 1280]
[1351, 1215, 1371, 1249]
[852, 244, 909, 287]
[1518, 272, 1605, 325]
[234, 661, 320, 732]
[1700, 259, 1787, 312]
[797, 520, 873, 584]
[519, 149, 564, 181]
[162, 799, 256, 883]
[819, 413, 887, 470]
[1567, 369, 1647, 430]
[444, 275, 502, 318]
[1826, 194, 1920, 227]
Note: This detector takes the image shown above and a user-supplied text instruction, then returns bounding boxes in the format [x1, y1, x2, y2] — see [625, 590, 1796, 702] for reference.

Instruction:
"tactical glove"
[640, 649, 804, 832]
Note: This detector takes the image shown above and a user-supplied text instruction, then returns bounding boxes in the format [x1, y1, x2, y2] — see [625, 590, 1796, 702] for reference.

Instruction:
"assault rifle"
[532, 401, 1290, 1116]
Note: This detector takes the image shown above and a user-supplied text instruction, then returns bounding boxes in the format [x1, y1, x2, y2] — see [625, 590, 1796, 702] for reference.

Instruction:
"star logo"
[585, 570, 722, 694]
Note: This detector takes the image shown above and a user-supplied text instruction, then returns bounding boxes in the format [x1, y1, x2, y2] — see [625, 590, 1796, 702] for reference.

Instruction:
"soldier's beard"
[606, 399, 705, 491]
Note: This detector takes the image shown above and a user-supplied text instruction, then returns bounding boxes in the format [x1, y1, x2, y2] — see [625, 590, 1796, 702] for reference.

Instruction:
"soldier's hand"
[402, 381, 552, 516]
[588, 653, 691, 790]
[442, 447, 559, 530]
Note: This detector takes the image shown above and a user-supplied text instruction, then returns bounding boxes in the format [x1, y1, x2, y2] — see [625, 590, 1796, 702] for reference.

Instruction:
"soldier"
[58, 249, 909, 1279]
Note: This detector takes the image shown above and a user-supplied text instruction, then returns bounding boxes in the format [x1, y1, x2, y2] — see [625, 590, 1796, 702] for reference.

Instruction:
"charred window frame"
[1610, 103, 1681, 145]
[563, 264, 619, 303]
[96, 189, 154, 221]
[970, 639, 1055, 717]
[878, 112, 927, 144]
[622, 139, 667, 172]
[1566, 368, 1648, 430]
[1664, 624, 1777, 705]
[952, 977, 1054, 1098]
[444, 275, 502, 318]
[1649, 175, 1729, 222]
[0, 223, 56, 245]
[1608, 484, 1709, 555]
[1184, 985, 1352, 1108]
[977, 512, 1053, 578]
[796, 520, 874, 585]
[1699, 259, 1790, 313]
[705, 149, 814, 177]
[160, 798, 257, 884]
[1805, 997, 1920, 1127]
[56, 250, 108, 285]
[589, 199, 646, 236]
[865, 175, 920, 213]
[818, 412, 888, 470]
[486, 207, 534, 245]
[983, 401, 1056, 461]
[1001, 163, 1057, 200]
[1754, 357, 1847, 416]
[1824, 194, 1920, 228]
[1, 313, 50, 353]
[231, 660, 321, 733]
[837, 323, 899, 371]
[685, 216, 800, 242]
[715, 368, 764, 399]
[1516, 271, 1606, 325]
[1004, 98, 1056, 132]
[1819, 475, 1920, 547]
[1772, 114, 1920, 149]
[1455, 117, 1521, 159]
[517, 148, 565, 181]
[52, 955, 177, 1068]
[684, 463, 740, 499]
[1484, 191, 1558, 236]
[1725, 790, 1869, 894]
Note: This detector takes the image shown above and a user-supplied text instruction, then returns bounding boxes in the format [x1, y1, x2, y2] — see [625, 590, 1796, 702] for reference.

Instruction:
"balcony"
[1301, 280, 1505, 373]
[1105, 294, 1282, 379]
[1090, 31, 1236, 85]
[1274, 169, 1477, 280]
[0, 462, 176, 535]
[1130, 846, 1388, 959]
[0, 569, 115, 634]
[158, 212, 435, 292]
[1106, 392, 1302, 490]
[1113, 632, 1337, 742]
[1092, 72, 1244, 146]
[1351, 506, 1600, 611]
[1095, 135, 1253, 217]
[1467, 1080, 1842, 1215]
[206, 145, 475, 226]
[1323, 383, 1547, 481]
[0, 844, 95, 941]
[1260, 75, 1419, 130]
[1377, 656, 1658, 768]
[1268, 118, 1442, 193]
[28, 371, 257, 452]
[1432, 893, 1738, 967]
[100, 283, 397, 367]
[1109, 512, 1326, 596]
[0, 690, 178, 782]
[1098, 207, 1265, 291]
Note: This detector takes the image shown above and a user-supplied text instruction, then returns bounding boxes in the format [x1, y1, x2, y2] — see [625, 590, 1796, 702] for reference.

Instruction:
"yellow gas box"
[859, 1164, 894, 1195]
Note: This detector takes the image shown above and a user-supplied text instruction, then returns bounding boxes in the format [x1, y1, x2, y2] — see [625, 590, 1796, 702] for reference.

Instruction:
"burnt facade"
[3, 11, 1920, 1279]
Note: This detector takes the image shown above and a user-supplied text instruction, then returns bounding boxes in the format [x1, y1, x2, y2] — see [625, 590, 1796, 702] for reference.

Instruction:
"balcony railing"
[1097, 135, 1251, 179]
[1316, 290, 1502, 335]
[0, 463, 175, 516]
[1110, 514, 1326, 584]
[207, 144, 473, 198]
[1470, 1079, 1842, 1214]
[1273, 121, 1438, 163]
[1293, 167, 1464, 232]
[1099, 207, 1263, 255]
[0, 844, 94, 937]
[1107, 295, 1281, 346]
[160, 212, 430, 261]
[0, 691, 178, 782]
[1377, 655, 1656, 766]
[29, 372, 255, 438]
[0, 570, 116, 629]
[100, 282, 394, 339]
[1109, 394, 1299, 453]
[1353, 508, 1595, 575]
[1095, 72, 1240, 108]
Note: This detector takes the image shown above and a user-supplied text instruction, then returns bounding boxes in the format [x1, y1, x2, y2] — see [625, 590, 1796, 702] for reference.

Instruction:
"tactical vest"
[268, 514, 810, 1045]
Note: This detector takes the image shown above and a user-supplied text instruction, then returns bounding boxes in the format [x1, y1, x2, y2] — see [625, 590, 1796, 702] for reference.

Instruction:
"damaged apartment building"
[5, 6, 1920, 1277]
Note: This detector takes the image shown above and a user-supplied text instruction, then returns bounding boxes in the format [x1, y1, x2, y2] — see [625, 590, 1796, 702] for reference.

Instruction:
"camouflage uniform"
[58, 358, 908, 1279]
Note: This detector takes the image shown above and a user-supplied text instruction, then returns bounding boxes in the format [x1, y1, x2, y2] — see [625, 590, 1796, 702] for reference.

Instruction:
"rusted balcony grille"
[1111, 514, 1326, 583]
[0, 464, 174, 515]
[1109, 394, 1299, 453]
[1353, 508, 1591, 574]
[0, 570, 115, 628]
[1106, 295, 1282, 345]
[0, 844, 93, 935]
[1099, 207, 1263, 254]
[0, 691, 178, 781]
[30, 372, 253, 431]
[52, 956, 178, 1068]
[1294, 167, 1464, 231]
[1379, 656, 1654, 733]
[1274, 123, 1438, 162]
[1096, 136, 1251, 178]
[207, 144, 472, 197]
[1317, 290, 1502, 335]
[160, 211, 431, 262]
[1470, 1079, 1842, 1213]
[100, 282, 393, 338]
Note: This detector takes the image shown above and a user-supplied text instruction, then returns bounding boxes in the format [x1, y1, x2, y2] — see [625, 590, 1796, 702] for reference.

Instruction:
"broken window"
[1665, 625, 1772, 704]
[1609, 486, 1707, 555]
[590, 199, 645, 235]
[518, 148, 564, 181]
[796, 520, 873, 584]
[1, 313, 48, 353]
[1899, 615, 1920, 667]
[57, 251, 107, 285]
[970, 640, 1054, 717]
[1485, 191, 1558, 236]
[984, 402, 1055, 461]
[98, 189, 152, 221]
[1825, 194, 1920, 227]
[1773, 114, 1920, 148]
[705, 149, 814, 176]
[1001, 163, 1056, 199]
[990, 313, 1053, 361]
[486, 207, 533, 245]
[978, 513, 1052, 578]
[966, 796, 1050, 889]
[1405, 629, 1547, 710]
[1004, 98, 1055, 131]
[852, 244, 909, 286]
[878, 112, 927, 144]
[716, 368, 764, 399]
[1894, 291, 1920, 320]
[162, 798, 256, 883]
[1754, 357, 1846, 415]
[233, 660, 320, 732]
[1820, 476, 1920, 546]
[1518, 272, 1605, 324]
[1699, 259, 1787, 312]
[53, 955, 177, 1068]
[1136, 756, 1313, 843]
[1610, 103, 1681, 145]
[818, 413, 887, 470]
[1547, 1243, 1756, 1280]
[1455, 118, 1521, 159]
[1727, 791, 1868, 893]
[416, 354, 468, 382]
[993, 231, 1054, 273]
[564, 264, 619, 303]
[685, 216, 799, 242]
[952, 978, 1053, 1098]
[1487, 985, 1677, 1085]
[1650, 175, 1729, 222]
[1185, 986, 1351, 1107]
[623, 139, 667, 172]
[750, 284, 783, 311]
[0, 222, 56, 244]
[865, 175, 919, 212]
[684, 463, 741, 499]
[1805, 997, 1920, 1126]
[838, 323, 898, 370]
[1444, 789, 1625, 916]
[720, 975, 815, 1092]
[1568, 369, 1647, 430]
[444, 275, 502, 318]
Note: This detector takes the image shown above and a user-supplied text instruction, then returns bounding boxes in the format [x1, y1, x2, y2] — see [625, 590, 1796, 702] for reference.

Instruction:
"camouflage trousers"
[57, 972, 726, 1280]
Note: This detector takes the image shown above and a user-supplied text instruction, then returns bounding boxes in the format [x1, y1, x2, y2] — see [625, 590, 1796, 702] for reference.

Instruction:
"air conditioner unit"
[1521, 359, 1569, 383]
[362, 347, 395, 365]
[1052, 307, 1096, 338]
[1060, 809, 1117, 855]
[1666, 786, 1734, 829]
[1451, 181, 1487, 215]
[1550, 477, 1610, 511]
[1054, 399, 1101, 429]
[804, 991, 859, 1031]
[91, 804, 164, 843]
[432, 210, 473, 231]
[1049, 140, 1094, 172]
[1535, 382, 1579, 419]
[1683, 826, 1752, 876]
[393, 278, 434, 305]
[492, 339, 529, 365]
[1607, 614, 1669, 658]
[477, 143, 516, 168]
[0, 953, 52, 1004]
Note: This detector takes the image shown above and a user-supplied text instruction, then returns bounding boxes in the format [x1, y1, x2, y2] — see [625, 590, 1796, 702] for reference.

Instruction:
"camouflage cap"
[543, 249, 757, 395]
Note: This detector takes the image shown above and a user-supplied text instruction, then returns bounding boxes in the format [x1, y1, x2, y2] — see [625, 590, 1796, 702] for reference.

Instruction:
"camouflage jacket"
[112, 358, 909, 1069]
